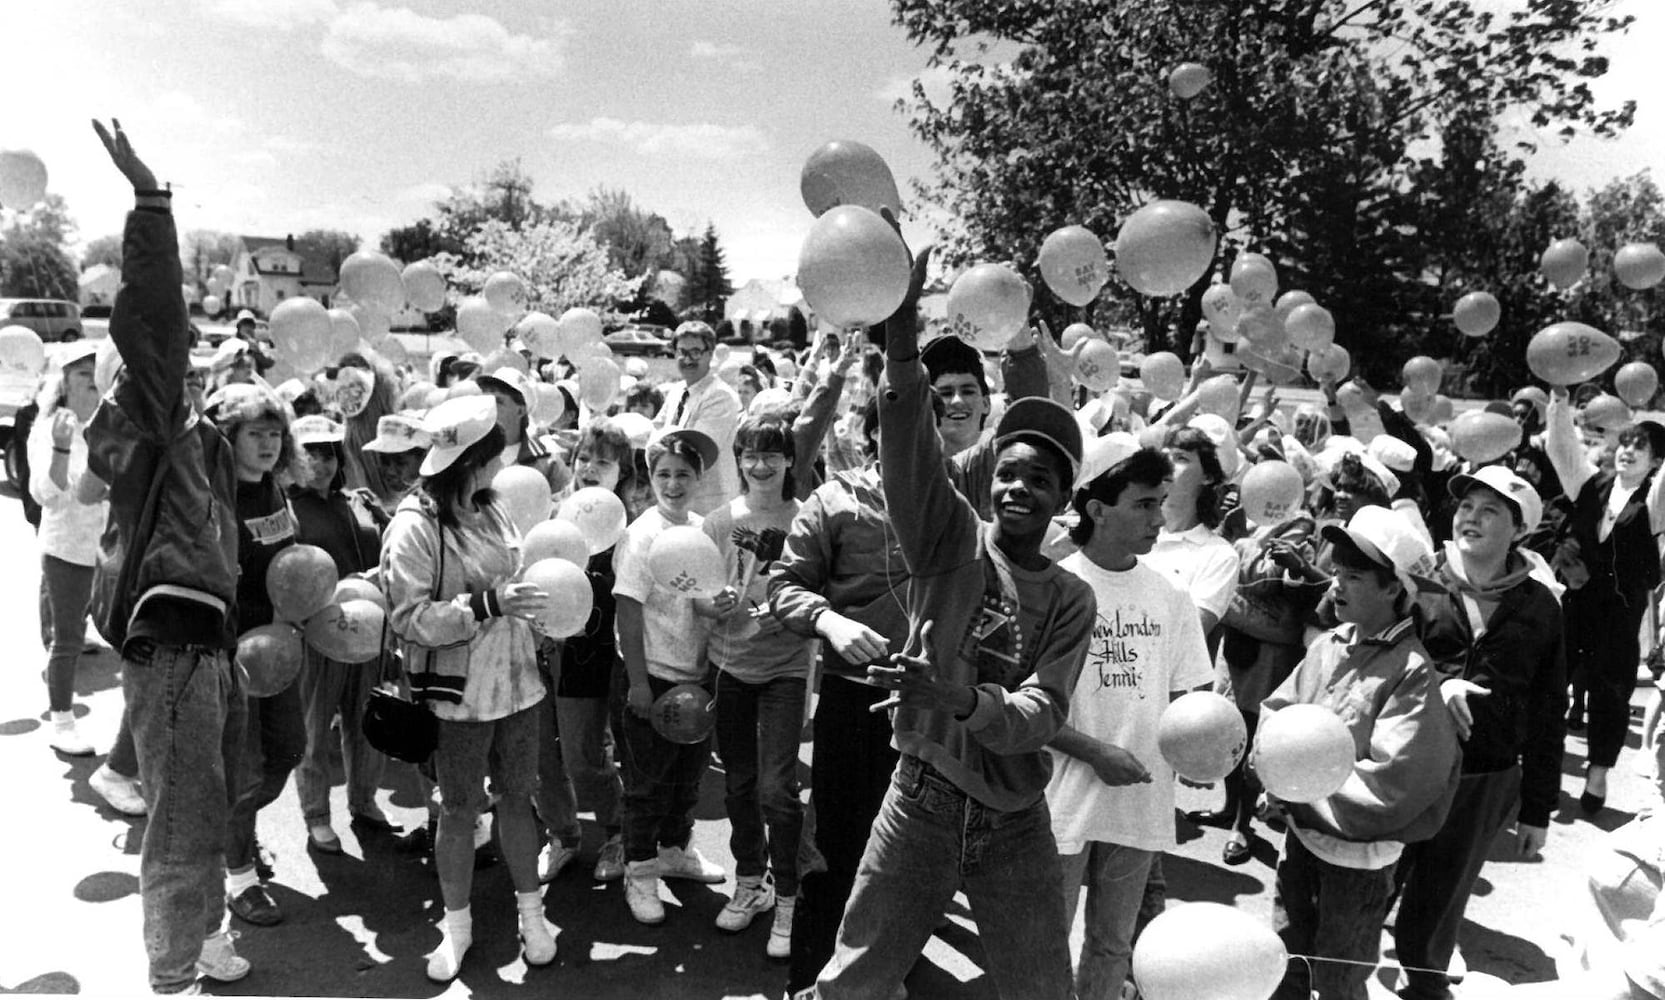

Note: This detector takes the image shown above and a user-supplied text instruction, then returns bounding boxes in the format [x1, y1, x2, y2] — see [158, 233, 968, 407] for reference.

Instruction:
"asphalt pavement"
[0, 472, 1656, 999]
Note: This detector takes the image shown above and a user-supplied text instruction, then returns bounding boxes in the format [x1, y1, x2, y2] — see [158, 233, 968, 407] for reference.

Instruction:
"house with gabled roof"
[226, 234, 340, 316]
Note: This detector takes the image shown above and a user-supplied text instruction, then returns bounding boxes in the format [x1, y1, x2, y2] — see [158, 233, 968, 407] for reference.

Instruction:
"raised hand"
[91, 119, 158, 191]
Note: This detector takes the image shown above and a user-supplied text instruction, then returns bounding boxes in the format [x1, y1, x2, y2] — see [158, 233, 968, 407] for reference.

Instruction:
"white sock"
[516, 889, 543, 914]
[226, 867, 260, 896]
[444, 905, 472, 938]
[50, 710, 74, 728]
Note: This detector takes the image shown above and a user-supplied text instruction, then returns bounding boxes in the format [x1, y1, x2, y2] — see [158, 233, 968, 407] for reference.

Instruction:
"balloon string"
[1288, 952, 1454, 977]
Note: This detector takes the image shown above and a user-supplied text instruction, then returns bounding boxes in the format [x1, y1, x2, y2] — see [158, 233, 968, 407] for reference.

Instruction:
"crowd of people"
[25, 120, 1665, 1000]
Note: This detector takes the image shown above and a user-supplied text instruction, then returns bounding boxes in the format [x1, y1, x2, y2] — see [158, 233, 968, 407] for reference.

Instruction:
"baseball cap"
[420, 395, 498, 476]
[1448, 465, 1543, 535]
[922, 334, 983, 382]
[994, 396, 1084, 486]
[362, 412, 433, 455]
[211, 337, 251, 372]
[291, 414, 346, 448]
[648, 426, 720, 473]
[477, 366, 531, 407]
[235, 309, 257, 325]
[57, 339, 100, 370]
[1321, 505, 1436, 596]
[1074, 431, 1141, 489]
[1367, 435, 1417, 474]
[1509, 386, 1548, 420]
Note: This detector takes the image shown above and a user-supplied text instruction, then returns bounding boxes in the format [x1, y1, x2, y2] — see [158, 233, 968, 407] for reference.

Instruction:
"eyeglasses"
[675, 347, 711, 361]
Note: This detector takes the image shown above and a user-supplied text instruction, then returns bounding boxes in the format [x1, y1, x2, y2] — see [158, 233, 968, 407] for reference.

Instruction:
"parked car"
[0, 298, 81, 341]
[603, 327, 674, 358]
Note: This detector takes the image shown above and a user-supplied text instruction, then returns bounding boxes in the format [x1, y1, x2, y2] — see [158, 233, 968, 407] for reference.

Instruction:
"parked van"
[0, 298, 82, 341]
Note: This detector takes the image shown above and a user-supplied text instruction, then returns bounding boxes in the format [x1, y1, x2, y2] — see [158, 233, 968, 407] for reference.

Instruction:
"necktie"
[672, 387, 690, 426]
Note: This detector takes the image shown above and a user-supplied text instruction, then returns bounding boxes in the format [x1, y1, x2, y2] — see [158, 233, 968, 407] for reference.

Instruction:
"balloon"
[577, 356, 622, 412]
[1526, 322, 1620, 386]
[716, 356, 747, 388]
[332, 576, 388, 613]
[523, 519, 589, 567]
[302, 599, 386, 664]
[338, 251, 405, 312]
[520, 557, 594, 638]
[211, 264, 234, 288]
[269, 297, 334, 374]
[1196, 374, 1239, 420]
[1074, 340, 1119, 393]
[349, 302, 391, 342]
[1166, 62, 1212, 100]
[1229, 253, 1278, 308]
[482, 270, 528, 318]
[327, 308, 362, 358]
[713, 342, 732, 366]
[1400, 388, 1435, 424]
[1139, 352, 1185, 400]
[647, 524, 727, 598]
[557, 486, 629, 555]
[1201, 283, 1242, 341]
[1252, 703, 1355, 803]
[1307, 343, 1350, 382]
[1583, 393, 1632, 434]
[1615, 243, 1665, 291]
[1132, 902, 1287, 1000]
[555, 307, 605, 359]
[1274, 290, 1315, 325]
[236, 624, 306, 698]
[1401, 355, 1442, 395]
[799, 139, 904, 217]
[1284, 303, 1335, 351]
[1615, 361, 1659, 408]
[798, 205, 912, 329]
[1539, 237, 1589, 290]
[517, 311, 560, 358]
[0, 149, 49, 209]
[530, 382, 566, 426]
[1453, 291, 1500, 337]
[1157, 692, 1247, 782]
[1239, 343, 1304, 386]
[455, 296, 505, 354]
[1060, 322, 1099, 351]
[946, 262, 1030, 350]
[266, 544, 340, 623]
[1431, 394, 1455, 425]
[492, 465, 554, 534]
[652, 683, 715, 744]
[401, 260, 447, 312]
[1235, 305, 1287, 353]
[1037, 225, 1109, 306]
[205, 274, 227, 296]
[201, 294, 222, 316]
[1240, 460, 1304, 525]
[372, 335, 407, 366]
[1113, 200, 1217, 297]
[1449, 410, 1522, 464]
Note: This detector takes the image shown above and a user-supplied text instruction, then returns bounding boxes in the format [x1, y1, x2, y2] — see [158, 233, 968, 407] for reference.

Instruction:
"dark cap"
[922, 335, 983, 382]
[994, 397, 1084, 485]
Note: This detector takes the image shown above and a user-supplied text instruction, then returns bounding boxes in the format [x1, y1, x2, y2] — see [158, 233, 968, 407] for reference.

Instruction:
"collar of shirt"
[1157, 524, 1216, 546]
[1335, 615, 1417, 648]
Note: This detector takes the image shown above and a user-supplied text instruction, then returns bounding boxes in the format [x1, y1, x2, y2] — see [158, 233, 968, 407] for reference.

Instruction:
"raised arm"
[1546, 387, 1597, 501]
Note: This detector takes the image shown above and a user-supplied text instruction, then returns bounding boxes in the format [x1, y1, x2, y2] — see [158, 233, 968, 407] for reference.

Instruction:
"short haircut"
[1332, 452, 1391, 508]
[734, 413, 795, 501]
[1618, 421, 1665, 457]
[1162, 425, 1227, 529]
[673, 322, 717, 351]
[573, 417, 640, 501]
[1329, 539, 1400, 591]
[625, 381, 664, 415]
[1069, 448, 1172, 545]
[998, 433, 1074, 493]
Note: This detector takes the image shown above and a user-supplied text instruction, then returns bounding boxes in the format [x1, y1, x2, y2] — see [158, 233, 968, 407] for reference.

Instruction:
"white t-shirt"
[1047, 554, 1213, 854]
[1143, 524, 1240, 622]
[612, 506, 711, 682]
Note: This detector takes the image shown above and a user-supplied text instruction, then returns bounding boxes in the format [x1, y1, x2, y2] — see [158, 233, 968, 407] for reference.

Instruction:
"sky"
[3, 0, 1662, 286]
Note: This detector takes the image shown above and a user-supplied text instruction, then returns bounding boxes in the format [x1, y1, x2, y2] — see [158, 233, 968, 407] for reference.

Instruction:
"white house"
[227, 235, 339, 316]
[77, 264, 119, 309]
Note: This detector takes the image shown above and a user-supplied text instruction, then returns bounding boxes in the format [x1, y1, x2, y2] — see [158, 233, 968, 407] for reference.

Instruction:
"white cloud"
[548, 118, 768, 160]
[320, 3, 569, 84]
[397, 182, 454, 204]
[875, 64, 958, 107]
[690, 40, 747, 60]
[207, 0, 339, 31]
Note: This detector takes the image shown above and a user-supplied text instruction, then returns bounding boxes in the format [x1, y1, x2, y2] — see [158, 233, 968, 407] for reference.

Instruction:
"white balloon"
[338, 251, 406, 312]
[0, 149, 49, 209]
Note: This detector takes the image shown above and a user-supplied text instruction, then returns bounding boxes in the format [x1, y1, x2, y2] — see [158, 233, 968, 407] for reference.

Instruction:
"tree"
[1, 194, 78, 299]
[687, 223, 733, 324]
[432, 218, 645, 323]
[181, 229, 241, 288]
[583, 187, 675, 279]
[81, 234, 122, 270]
[381, 217, 463, 264]
[293, 229, 360, 276]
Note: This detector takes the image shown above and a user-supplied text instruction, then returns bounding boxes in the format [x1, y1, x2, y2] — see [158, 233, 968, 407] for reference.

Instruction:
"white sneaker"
[625, 860, 665, 925]
[426, 914, 472, 982]
[195, 930, 250, 983]
[518, 903, 557, 966]
[716, 873, 776, 932]
[657, 843, 725, 883]
[48, 714, 93, 756]
[768, 895, 795, 958]
[90, 763, 147, 816]
[539, 839, 577, 883]
[593, 834, 625, 881]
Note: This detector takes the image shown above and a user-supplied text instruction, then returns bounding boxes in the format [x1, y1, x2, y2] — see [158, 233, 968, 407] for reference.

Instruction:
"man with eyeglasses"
[656, 320, 741, 514]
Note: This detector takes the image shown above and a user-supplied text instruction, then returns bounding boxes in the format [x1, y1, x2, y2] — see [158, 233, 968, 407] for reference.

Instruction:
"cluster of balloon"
[1156, 691, 1246, 782]
[1251, 704, 1356, 803]
[1449, 409, 1522, 464]
[1196, 374, 1240, 420]
[1273, 290, 1314, 322]
[402, 260, 448, 313]
[647, 525, 727, 598]
[1201, 283, 1242, 341]
[1166, 62, 1212, 100]
[1060, 322, 1100, 351]
[201, 294, 223, 317]
[521, 557, 593, 637]
[268, 297, 334, 374]
[1239, 343, 1303, 386]
[516, 312, 559, 359]
[1037, 225, 1109, 306]
[1400, 388, 1435, 424]
[1526, 321, 1620, 386]
[1616, 361, 1660, 408]
[1074, 340, 1119, 392]
[304, 599, 386, 664]
[799, 139, 904, 217]
[1284, 303, 1335, 352]
[1235, 305, 1287, 353]
[1583, 393, 1632, 433]
[1453, 290, 1501, 337]
[652, 683, 716, 744]
[454, 296, 503, 354]
[1615, 243, 1665, 290]
[268, 545, 339, 623]
[1306, 343, 1350, 383]
[798, 205, 912, 330]
[482, 271, 528, 320]
[492, 465, 554, 534]
[0, 149, 49, 209]
[1401, 355, 1443, 395]
[1131, 902, 1287, 1000]
[326, 309, 361, 357]
[1139, 352, 1185, 401]
[1114, 200, 1218, 297]
[1229, 252, 1279, 309]
[558, 486, 629, 555]
[1539, 238, 1590, 290]
[946, 263, 1031, 350]
[1239, 460, 1304, 525]
[236, 624, 306, 698]
[333, 576, 388, 611]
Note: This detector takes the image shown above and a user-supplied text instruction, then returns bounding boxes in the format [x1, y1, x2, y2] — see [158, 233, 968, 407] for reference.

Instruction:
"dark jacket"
[1568, 469, 1661, 595]
[86, 201, 240, 655]
[1415, 553, 1567, 828]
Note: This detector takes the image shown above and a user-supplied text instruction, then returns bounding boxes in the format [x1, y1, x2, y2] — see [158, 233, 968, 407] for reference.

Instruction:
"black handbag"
[362, 520, 445, 764]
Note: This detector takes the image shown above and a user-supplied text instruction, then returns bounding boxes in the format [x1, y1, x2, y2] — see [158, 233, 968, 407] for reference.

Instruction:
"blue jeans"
[715, 672, 806, 896]
[1273, 833, 1397, 1000]
[535, 654, 623, 843]
[816, 755, 1074, 1000]
[294, 647, 385, 827]
[1059, 842, 1156, 1000]
[226, 680, 306, 872]
[41, 554, 93, 713]
[124, 642, 246, 993]
[610, 668, 709, 863]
